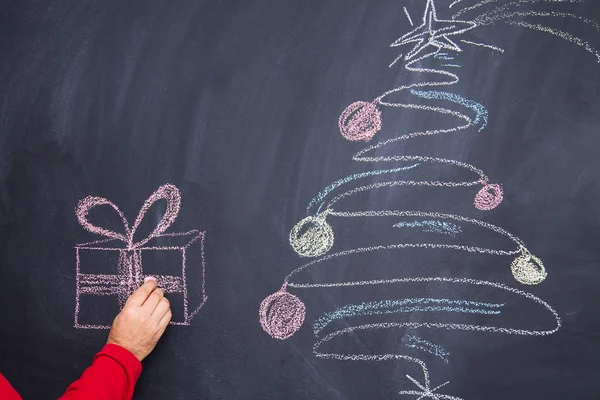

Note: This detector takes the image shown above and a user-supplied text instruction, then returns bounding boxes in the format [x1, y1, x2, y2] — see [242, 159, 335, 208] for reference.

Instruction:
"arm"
[0, 373, 21, 400]
[61, 278, 172, 400]
[60, 344, 141, 400]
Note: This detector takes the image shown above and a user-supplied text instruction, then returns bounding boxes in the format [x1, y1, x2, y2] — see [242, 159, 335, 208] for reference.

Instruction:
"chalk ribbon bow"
[76, 184, 181, 249]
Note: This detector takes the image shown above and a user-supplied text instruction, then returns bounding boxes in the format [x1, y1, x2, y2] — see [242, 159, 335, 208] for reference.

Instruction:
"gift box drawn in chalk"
[74, 184, 207, 329]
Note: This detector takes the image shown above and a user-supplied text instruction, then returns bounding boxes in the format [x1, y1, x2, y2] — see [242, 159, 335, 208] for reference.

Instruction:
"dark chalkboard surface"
[1, 0, 600, 399]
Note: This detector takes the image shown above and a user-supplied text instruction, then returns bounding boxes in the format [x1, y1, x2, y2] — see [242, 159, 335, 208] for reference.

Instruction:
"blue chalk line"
[410, 89, 488, 131]
[404, 335, 450, 363]
[313, 298, 504, 335]
[393, 220, 462, 236]
[308, 163, 421, 215]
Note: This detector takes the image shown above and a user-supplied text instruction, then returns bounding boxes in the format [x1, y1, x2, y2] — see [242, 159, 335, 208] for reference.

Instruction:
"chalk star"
[391, 0, 476, 61]
[399, 374, 464, 400]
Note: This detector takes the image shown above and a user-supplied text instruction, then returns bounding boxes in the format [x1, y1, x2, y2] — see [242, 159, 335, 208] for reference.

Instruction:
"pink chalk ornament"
[474, 181, 503, 210]
[259, 288, 306, 340]
[338, 101, 382, 141]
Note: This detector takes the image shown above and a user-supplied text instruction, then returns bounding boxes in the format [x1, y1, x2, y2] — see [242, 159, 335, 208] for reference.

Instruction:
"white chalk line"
[404, 6, 414, 26]
[378, 50, 459, 102]
[399, 389, 464, 400]
[405, 335, 450, 363]
[453, 0, 499, 19]
[322, 177, 480, 212]
[467, 1, 600, 64]
[390, 53, 405, 68]
[452, 0, 585, 20]
[393, 0, 477, 61]
[449, 0, 465, 9]
[472, 0, 587, 21]
[476, 10, 600, 33]
[459, 39, 505, 53]
[400, 376, 462, 400]
[508, 21, 600, 62]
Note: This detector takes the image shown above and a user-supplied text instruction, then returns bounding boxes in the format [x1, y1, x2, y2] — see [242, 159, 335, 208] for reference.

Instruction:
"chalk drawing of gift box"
[74, 184, 207, 329]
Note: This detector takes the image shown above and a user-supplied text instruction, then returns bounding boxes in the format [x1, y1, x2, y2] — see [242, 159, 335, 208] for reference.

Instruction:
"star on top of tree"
[392, 0, 476, 61]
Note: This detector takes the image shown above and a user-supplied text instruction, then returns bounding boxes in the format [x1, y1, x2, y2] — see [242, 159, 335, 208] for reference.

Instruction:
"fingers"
[142, 287, 164, 313]
[125, 279, 157, 307]
[153, 296, 171, 318]
[158, 309, 172, 330]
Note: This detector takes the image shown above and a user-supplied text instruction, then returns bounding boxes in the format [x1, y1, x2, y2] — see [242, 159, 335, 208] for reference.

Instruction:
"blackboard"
[1, 0, 599, 399]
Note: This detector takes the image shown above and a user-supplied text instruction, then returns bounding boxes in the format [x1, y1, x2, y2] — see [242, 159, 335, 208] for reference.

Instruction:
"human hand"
[107, 277, 172, 361]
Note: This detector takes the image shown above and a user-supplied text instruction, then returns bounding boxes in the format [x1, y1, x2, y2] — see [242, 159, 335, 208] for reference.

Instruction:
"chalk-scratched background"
[0, 0, 599, 399]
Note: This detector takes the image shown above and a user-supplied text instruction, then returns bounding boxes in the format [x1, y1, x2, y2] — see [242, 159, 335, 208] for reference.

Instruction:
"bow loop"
[130, 184, 181, 248]
[76, 196, 131, 243]
[76, 184, 181, 249]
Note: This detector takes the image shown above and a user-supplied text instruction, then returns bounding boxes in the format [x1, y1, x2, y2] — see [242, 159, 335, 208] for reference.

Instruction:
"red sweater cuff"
[99, 344, 142, 382]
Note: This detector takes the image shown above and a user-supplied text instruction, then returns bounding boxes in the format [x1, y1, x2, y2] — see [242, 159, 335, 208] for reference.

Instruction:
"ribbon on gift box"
[76, 184, 184, 304]
[77, 184, 181, 250]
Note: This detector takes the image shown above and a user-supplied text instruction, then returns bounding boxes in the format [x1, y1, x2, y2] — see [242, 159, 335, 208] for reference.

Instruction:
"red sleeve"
[59, 344, 142, 400]
[0, 373, 22, 400]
